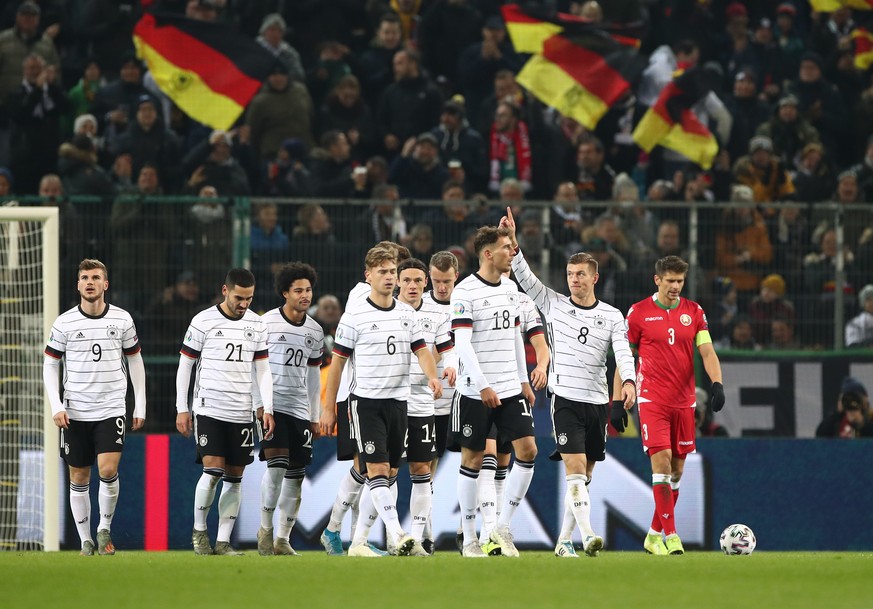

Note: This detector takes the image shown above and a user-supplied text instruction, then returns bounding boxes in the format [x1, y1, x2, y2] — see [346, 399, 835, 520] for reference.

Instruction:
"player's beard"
[227, 303, 246, 319]
[80, 290, 101, 303]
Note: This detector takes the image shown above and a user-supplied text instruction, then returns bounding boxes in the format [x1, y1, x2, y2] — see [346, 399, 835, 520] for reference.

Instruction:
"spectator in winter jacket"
[429, 98, 487, 194]
[247, 60, 315, 160]
[376, 49, 443, 157]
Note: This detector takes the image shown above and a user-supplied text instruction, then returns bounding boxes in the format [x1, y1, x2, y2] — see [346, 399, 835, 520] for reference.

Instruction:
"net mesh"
[0, 212, 48, 550]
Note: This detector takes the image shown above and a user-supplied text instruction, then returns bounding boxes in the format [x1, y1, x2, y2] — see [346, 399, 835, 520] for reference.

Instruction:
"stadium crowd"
[3, 0, 873, 355]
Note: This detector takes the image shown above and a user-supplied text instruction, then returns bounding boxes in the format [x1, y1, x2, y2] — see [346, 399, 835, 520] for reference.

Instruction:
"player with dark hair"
[626, 255, 725, 556]
[474, 265, 549, 555]
[396, 257, 454, 553]
[451, 226, 536, 557]
[176, 268, 275, 555]
[256, 263, 324, 556]
[44, 259, 147, 556]
[501, 208, 635, 557]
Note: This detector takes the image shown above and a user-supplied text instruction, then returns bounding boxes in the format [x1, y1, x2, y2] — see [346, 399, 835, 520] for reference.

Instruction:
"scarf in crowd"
[488, 121, 532, 191]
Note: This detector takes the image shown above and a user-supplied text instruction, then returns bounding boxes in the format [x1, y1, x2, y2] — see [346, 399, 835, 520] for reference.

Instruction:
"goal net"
[0, 206, 59, 551]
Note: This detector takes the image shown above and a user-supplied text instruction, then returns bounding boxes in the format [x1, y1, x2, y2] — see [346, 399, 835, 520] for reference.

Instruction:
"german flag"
[810, 0, 873, 11]
[852, 28, 873, 69]
[632, 67, 718, 169]
[502, 5, 644, 130]
[502, 4, 563, 53]
[133, 13, 274, 130]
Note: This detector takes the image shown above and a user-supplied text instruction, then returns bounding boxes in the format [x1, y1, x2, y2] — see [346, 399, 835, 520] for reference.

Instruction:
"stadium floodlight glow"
[0, 206, 59, 551]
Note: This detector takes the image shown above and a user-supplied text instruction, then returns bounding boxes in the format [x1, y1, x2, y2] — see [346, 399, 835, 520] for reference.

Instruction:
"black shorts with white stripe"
[452, 393, 534, 452]
[550, 395, 608, 462]
[61, 416, 126, 467]
[193, 414, 255, 466]
[407, 415, 436, 463]
[349, 395, 407, 467]
[258, 412, 314, 466]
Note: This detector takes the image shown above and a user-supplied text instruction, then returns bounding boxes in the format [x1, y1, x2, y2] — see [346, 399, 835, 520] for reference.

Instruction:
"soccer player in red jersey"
[623, 256, 725, 555]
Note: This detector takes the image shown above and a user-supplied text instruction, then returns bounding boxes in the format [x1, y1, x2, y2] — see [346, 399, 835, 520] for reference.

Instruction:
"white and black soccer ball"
[719, 523, 756, 555]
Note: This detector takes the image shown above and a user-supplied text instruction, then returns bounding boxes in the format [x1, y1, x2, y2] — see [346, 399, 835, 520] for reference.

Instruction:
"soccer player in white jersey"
[256, 263, 324, 556]
[501, 208, 636, 558]
[396, 258, 455, 554]
[451, 226, 536, 558]
[175, 268, 275, 556]
[43, 259, 146, 556]
[320, 242, 411, 556]
[320, 246, 442, 557]
[476, 276, 549, 554]
[422, 251, 460, 553]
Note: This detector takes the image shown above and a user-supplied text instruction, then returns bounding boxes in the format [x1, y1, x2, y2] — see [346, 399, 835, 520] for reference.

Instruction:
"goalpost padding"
[0, 206, 59, 551]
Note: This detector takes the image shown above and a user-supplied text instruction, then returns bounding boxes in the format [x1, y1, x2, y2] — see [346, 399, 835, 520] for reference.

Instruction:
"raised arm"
[500, 207, 559, 314]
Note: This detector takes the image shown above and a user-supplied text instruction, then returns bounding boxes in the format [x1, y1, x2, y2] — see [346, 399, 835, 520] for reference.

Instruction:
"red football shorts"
[638, 401, 696, 457]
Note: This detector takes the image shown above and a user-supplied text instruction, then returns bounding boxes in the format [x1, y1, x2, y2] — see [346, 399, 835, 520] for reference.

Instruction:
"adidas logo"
[75, 332, 85, 339]
[115, 438, 123, 445]
[216, 330, 223, 337]
[278, 335, 286, 342]
[370, 324, 379, 330]
[569, 309, 576, 316]
[483, 300, 490, 306]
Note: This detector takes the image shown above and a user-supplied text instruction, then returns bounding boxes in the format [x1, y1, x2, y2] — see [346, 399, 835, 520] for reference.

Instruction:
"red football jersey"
[626, 294, 710, 409]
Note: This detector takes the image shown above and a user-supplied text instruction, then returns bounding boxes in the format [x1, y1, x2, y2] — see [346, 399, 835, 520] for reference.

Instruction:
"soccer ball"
[719, 524, 756, 555]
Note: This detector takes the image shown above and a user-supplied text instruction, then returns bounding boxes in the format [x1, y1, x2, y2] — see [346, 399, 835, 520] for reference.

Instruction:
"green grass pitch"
[2, 550, 871, 609]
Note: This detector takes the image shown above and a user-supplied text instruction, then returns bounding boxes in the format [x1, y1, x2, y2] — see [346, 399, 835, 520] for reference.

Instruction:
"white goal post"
[0, 206, 59, 551]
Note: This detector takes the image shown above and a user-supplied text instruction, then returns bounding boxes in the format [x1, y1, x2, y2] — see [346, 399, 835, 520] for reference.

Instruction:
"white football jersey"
[334, 299, 424, 401]
[406, 298, 453, 416]
[337, 281, 370, 403]
[451, 273, 523, 399]
[261, 308, 324, 420]
[422, 290, 457, 416]
[45, 304, 139, 421]
[180, 305, 269, 423]
[512, 249, 635, 404]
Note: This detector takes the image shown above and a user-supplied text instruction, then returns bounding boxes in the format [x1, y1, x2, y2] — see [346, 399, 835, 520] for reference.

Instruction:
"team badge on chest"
[679, 314, 692, 326]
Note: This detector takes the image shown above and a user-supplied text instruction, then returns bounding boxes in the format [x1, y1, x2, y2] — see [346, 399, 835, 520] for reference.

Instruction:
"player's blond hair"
[364, 246, 398, 270]
[374, 240, 411, 263]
